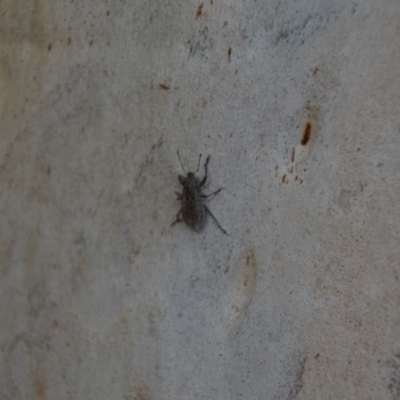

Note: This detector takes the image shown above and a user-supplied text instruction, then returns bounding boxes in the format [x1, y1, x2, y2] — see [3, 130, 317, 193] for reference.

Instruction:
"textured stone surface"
[1, 0, 400, 399]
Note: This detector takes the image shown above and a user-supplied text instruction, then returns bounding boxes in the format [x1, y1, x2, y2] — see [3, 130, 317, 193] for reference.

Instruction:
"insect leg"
[199, 155, 211, 187]
[200, 188, 222, 198]
[171, 209, 183, 226]
[204, 205, 228, 235]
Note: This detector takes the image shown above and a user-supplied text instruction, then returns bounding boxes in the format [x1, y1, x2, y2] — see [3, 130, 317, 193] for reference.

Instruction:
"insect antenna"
[177, 151, 187, 174]
[194, 154, 202, 175]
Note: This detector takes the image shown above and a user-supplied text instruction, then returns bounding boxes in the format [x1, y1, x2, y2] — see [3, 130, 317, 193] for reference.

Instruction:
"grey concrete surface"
[1, 0, 400, 399]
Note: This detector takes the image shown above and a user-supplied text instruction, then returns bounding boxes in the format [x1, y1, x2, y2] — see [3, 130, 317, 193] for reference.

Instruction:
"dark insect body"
[172, 152, 228, 235]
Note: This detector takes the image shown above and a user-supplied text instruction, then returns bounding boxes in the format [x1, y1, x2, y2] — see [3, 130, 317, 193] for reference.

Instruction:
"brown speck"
[106, 41, 110, 46]
[196, 3, 204, 19]
[243, 279, 248, 287]
[89, 39, 93, 46]
[224, 265, 230, 274]
[313, 67, 319, 76]
[210, 0, 213, 4]
[295, 175, 298, 181]
[48, 43, 52, 51]
[67, 37, 71, 45]
[159, 83, 170, 90]
[52, 320, 59, 328]
[228, 46, 232, 60]
[282, 174, 286, 183]
[75, 262, 84, 275]
[135, 386, 149, 400]
[315, 353, 320, 359]
[301, 122, 312, 146]
[38, 163, 51, 175]
[106, 10, 110, 15]
[291, 148, 295, 162]
[229, 132, 233, 138]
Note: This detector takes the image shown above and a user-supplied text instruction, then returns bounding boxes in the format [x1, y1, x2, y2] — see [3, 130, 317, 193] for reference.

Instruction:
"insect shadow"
[172, 151, 228, 235]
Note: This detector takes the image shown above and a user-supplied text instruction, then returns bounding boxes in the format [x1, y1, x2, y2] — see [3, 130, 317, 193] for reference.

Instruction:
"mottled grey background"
[1, 0, 400, 399]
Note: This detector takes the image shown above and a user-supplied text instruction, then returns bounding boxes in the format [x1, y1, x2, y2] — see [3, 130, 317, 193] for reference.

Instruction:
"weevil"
[171, 151, 228, 235]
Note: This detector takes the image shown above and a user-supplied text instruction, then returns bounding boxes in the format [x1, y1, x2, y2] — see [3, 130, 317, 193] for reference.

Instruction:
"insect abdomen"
[181, 199, 204, 229]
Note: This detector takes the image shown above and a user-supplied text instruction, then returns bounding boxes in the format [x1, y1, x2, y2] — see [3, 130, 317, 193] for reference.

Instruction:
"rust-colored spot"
[35, 376, 47, 398]
[47, 43, 52, 51]
[67, 37, 71, 45]
[106, 10, 110, 16]
[313, 67, 319, 76]
[210, 0, 213, 4]
[315, 353, 320, 359]
[295, 175, 298, 181]
[224, 265, 230, 274]
[282, 174, 286, 183]
[240, 250, 257, 302]
[301, 122, 312, 146]
[158, 83, 170, 90]
[291, 147, 295, 162]
[196, 3, 204, 19]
